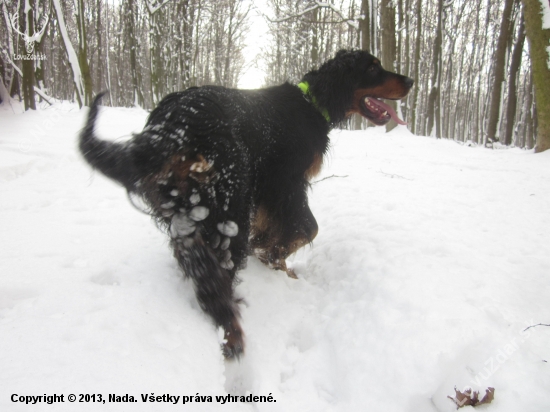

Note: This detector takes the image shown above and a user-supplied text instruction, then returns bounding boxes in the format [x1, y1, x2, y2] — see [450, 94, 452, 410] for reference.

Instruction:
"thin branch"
[267, 1, 359, 30]
[268, 4, 319, 23]
[523, 323, 550, 332]
[378, 169, 413, 180]
[301, 19, 359, 25]
[312, 174, 349, 184]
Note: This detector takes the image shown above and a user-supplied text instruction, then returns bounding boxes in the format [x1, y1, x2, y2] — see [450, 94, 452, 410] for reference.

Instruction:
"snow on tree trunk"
[2, 0, 17, 95]
[0, 75, 12, 105]
[52, 0, 85, 108]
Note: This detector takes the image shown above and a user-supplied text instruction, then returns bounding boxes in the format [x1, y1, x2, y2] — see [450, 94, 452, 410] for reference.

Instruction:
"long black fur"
[78, 50, 413, 358]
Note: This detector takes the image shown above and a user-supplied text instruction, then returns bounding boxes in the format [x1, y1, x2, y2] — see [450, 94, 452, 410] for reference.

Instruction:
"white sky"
[237, 0, 270, 89]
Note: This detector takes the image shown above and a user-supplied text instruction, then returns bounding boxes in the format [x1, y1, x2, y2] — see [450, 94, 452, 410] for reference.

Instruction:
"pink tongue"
[366, 97, 407, 125]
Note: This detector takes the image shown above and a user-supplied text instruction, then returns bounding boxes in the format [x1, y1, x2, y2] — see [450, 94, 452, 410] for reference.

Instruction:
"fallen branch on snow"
[378, 169, 413, 180]
[523, 323, 550, 332]
[312, 174, 348, 184]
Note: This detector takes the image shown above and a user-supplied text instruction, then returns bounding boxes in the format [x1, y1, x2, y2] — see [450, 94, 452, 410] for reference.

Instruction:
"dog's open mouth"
[360, 97, 407, 126]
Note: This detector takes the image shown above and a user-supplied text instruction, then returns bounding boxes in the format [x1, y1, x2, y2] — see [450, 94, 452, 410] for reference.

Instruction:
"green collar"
[298, 81, 330, 123]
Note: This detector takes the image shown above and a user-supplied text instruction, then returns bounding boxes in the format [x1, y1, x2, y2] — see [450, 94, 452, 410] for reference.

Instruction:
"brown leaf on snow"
[447, 387, 495, 409]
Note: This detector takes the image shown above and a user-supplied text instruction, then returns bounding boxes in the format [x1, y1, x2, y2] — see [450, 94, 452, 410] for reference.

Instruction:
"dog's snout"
[404, 77, 414, 89]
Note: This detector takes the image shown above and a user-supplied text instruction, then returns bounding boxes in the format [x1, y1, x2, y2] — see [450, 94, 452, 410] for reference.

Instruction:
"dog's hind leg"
[171, 230, 245, 358]
[146, 150, 251, 359]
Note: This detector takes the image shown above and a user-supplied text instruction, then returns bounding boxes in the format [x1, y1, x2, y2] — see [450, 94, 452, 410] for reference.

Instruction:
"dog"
[79, 49, 413, 359]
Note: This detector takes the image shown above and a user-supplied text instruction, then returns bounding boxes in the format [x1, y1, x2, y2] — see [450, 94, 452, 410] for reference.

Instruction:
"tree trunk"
[426, 0, 443, 138]
[486, 0, 515, 145]
[397, 0, 403, 73]
[380, 0, 398, 132]
[1, 0, 16, 95]
[524, 72, 535, 149]
[53, 0, 85, 107]
[19, 2, 36, 110]
[180, 0, 191, 89]
[410, 0, 421, 134]
[126, 0, 144, 107]
[223, 2, 235, 86]
[503, 7, 525, 146]
[96, 0, 102, 93]
[105, 1, 113, 104]
[148, 7, 163, 105]
[360, 0, 370, 51]
[311, 7, 319, 66]
[75, 0, 93, 106]
[0, 57, 11, 104]
[522, 0, 550, 152]
[402, 0, 411, 121]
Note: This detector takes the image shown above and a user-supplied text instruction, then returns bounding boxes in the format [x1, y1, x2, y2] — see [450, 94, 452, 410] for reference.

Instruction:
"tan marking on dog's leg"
[251, 205, 272, 233]
[305, 152, 324, 181]
[190, 154, 212, 173]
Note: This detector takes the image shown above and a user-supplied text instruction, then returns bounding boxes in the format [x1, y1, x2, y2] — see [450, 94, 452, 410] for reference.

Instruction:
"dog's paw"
[222, 320, 245, 360]
[286, 267, 298, 279]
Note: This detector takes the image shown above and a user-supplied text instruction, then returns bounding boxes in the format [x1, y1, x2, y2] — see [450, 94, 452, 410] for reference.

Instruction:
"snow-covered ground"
[1, 101, 549, 412]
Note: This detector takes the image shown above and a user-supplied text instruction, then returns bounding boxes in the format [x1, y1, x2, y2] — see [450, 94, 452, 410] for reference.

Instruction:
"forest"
[1, 0, 549, 152]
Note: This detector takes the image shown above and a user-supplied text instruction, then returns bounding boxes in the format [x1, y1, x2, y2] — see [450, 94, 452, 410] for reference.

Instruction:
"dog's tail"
[79, 92, 139, 190]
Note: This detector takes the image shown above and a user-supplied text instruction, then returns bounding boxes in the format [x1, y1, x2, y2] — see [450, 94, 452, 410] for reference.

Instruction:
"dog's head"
[302, 50, 413, 125]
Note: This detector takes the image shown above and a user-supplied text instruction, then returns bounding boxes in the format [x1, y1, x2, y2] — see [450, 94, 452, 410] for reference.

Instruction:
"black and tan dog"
[79, 50, 413, 358]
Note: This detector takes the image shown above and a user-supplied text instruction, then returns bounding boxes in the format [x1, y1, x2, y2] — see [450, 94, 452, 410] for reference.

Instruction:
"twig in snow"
[378, 169, 413, 180]
[312, 174, 348, 184]
[523, 323, 550, 332]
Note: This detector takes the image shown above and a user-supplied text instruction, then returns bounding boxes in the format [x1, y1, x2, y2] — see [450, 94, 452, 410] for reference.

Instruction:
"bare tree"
[503, 6, 525, 146]
[52, 0, 85, 107]
[486, 0, 515, 145]
[125, 0, 143, 107]
[380, 0, 398, 131]
[1, 0, 542, 153]
[10, 1, 48, 110]
[522, 0, 550, 152]
[409, 0, 422, 134]
[426, 0, 443, 138]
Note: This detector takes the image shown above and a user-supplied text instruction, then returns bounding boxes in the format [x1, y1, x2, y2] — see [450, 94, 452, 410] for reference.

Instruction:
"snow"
[170, 213, 196, 237]
[217, 221, 239, 237]
[189, 206, 210, 222]
[540, 0, 550, 29]
[1, 101, 550, 411]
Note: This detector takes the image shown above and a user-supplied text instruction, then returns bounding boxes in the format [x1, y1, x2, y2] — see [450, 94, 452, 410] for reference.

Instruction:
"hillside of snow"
[1, 101, 549, 412]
